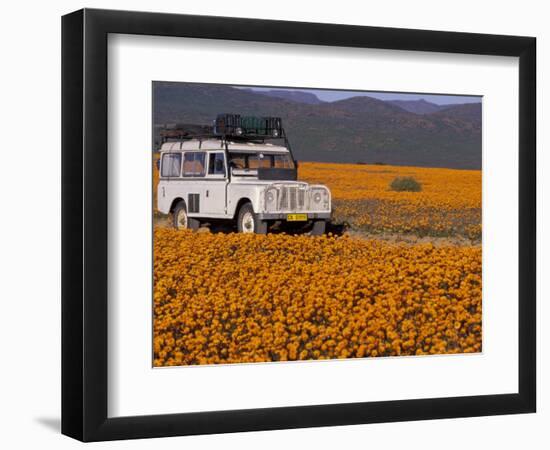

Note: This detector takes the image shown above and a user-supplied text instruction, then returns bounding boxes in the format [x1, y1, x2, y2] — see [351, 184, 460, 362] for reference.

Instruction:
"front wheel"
[173, 201, 200, 230]
[237, 203, 267, 234]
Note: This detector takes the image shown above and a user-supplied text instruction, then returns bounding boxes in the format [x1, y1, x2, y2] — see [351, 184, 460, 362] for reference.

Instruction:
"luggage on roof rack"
[214, 114, 283, 138]
[214, 113, 241, 135]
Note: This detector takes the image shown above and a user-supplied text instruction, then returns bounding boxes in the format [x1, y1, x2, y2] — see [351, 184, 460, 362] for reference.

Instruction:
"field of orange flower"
[153, 159, 481, 239]
[299, 162, 481, 240]
[154, 229, 481, 366]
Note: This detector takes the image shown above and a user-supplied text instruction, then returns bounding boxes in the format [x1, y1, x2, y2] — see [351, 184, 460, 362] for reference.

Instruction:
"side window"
[183, 152, 206, 177]
[208, 153, 226, 176]
[161, 153, 181, 177]
[230, 154, 246, 169]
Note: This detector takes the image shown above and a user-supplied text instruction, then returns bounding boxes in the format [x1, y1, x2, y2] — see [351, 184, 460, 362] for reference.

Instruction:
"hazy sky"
[237, 86, 481, 105]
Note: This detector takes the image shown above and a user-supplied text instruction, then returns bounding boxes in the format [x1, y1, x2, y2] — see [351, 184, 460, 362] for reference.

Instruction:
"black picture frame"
[62, 8, 536, 442]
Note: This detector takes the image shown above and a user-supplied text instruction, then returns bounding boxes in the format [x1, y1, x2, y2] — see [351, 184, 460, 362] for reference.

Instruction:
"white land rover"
[156, 114, 332, 235]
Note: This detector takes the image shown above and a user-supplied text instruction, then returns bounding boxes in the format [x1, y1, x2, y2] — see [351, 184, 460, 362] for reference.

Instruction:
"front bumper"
[257, 212, 331, 221]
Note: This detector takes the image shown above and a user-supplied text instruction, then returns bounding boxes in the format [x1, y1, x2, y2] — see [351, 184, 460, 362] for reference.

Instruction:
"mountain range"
[241, 88, 324, 105]
[153, 82, 481, 169]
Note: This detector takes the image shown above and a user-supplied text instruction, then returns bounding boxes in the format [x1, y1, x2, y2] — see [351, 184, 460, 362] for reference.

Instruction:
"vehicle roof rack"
[159, 124, 213, 142]
[158, 114, 296, 161]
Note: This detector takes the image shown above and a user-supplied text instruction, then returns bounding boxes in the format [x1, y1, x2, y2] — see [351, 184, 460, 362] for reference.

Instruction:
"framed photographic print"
[61, 8, 536, 442]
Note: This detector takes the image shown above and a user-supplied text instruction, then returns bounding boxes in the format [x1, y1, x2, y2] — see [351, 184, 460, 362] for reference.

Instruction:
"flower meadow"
[299, 162, 481, 240]
[153, 229, 482, 366]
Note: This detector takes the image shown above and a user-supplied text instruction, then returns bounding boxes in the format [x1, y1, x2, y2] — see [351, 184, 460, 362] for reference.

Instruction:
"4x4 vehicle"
[157, 114, 332, 234]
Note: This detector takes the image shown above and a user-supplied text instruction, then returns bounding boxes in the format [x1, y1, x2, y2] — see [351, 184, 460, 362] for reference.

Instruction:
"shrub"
[389, 176, 422, 192]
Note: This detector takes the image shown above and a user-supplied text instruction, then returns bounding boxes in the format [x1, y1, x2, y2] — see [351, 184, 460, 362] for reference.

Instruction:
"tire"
[310, 220, 326, 236]
[237, 203, 267, 234]
[173, 201, 200, 230]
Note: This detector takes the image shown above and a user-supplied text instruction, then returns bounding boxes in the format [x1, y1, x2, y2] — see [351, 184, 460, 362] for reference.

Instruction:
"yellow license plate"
[287, 213, 308, 222]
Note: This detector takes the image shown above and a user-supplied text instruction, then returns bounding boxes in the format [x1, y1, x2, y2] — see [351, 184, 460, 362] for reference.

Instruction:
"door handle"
[206, 190, 209, 197]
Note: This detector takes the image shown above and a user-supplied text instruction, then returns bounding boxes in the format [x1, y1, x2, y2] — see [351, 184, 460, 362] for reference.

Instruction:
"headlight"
[310, 187, 330, 211]
[264, 188, 278, 210]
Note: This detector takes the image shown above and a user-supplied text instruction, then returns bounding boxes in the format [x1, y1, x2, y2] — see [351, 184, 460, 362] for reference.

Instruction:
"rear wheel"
[310, 220, 326, 236]
[237, 203, 267, 234]
[173, 201, 200, 230]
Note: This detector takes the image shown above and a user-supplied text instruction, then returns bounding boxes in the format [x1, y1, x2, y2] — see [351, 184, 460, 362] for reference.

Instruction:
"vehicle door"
[202, 151, 228, 216]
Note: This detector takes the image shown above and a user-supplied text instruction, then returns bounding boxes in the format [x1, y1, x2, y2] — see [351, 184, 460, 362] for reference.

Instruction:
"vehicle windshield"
[229, 152, 295, 170]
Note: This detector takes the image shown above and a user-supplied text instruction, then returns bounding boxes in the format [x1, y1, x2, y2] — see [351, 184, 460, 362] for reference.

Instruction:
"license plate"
[287, 213, 307, 222]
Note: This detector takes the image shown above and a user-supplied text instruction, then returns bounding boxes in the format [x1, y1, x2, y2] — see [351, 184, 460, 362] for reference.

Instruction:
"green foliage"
[389, 176, 422, 192]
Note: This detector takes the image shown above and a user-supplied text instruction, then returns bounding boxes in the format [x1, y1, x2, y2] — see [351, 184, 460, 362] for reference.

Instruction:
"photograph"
[0, 0, 541, 446]
[152, 82, 482, 367]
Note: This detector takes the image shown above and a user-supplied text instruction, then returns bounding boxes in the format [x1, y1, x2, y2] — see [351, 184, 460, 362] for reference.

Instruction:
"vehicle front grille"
[277, 185, 306, 211]
[289, 187, 297, 210]
[278, 186, 287, 210]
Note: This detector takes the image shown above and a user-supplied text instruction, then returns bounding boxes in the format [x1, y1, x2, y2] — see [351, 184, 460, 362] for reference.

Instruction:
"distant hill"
[389, 99, 444, 115]
[153, 82, 481, 169]
[432, 103, 482, 124]
[242, 89, 324, 105]
[329, 96, 410, 116]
